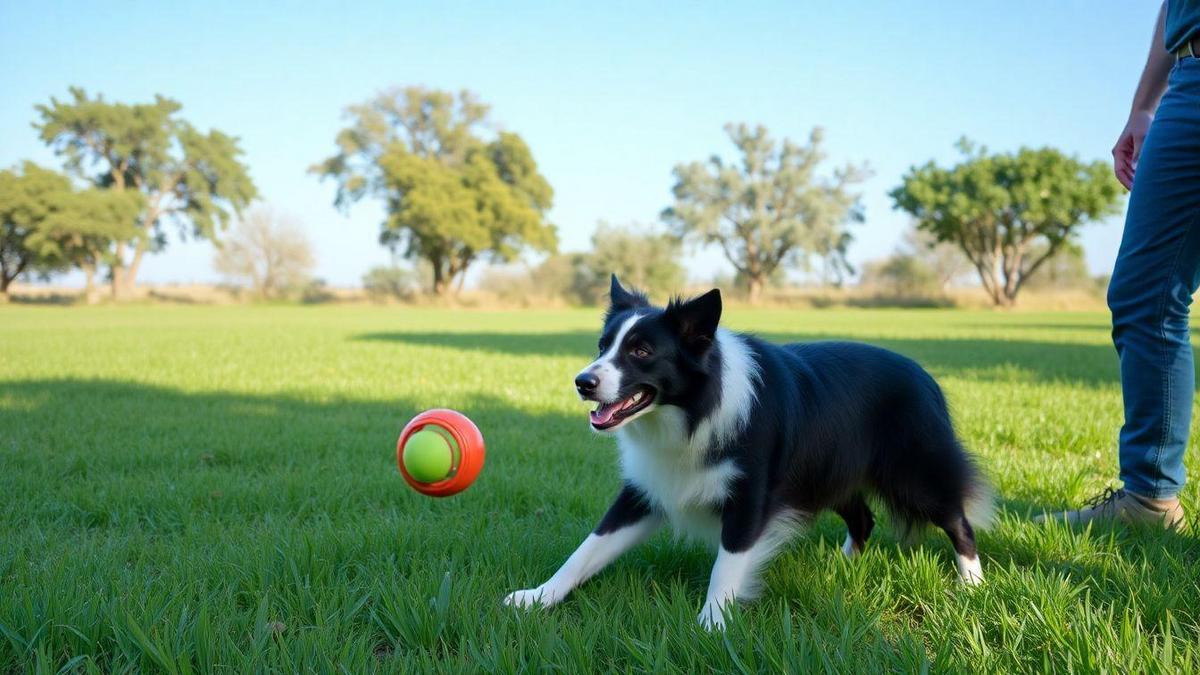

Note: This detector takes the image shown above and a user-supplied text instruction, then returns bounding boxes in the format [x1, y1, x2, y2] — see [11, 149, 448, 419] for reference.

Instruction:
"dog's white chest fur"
[613, 329, 759, 546]
[617, 408, 737, 546]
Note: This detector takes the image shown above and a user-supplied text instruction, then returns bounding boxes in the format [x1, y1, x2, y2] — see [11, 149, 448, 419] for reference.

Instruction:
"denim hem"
[1121, 472, 1183, 500]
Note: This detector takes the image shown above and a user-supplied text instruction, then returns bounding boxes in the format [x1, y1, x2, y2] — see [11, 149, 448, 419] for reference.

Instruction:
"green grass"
[2, 305, 1200, 673]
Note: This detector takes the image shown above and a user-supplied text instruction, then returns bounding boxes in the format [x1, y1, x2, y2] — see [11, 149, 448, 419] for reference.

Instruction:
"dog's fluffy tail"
[964, 472, 996, 531]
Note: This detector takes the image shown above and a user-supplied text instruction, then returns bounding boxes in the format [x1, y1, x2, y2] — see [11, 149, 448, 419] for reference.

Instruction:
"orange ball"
[396, 409, 485, 497]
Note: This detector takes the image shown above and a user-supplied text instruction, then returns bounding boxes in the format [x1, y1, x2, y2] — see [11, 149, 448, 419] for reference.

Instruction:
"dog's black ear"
[665, 288, 722, 351]
[609, 274, 648, 312]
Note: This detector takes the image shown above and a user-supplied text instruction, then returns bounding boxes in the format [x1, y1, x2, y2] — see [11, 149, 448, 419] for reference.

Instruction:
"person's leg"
[1108, 59, 1200, 504]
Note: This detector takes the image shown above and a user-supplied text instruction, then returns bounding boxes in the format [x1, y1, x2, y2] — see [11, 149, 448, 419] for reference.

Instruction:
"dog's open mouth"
[590, 386, 656, 430]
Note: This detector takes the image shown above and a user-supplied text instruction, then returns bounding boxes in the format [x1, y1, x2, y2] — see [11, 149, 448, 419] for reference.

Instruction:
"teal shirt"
[1167, 0, 1200, 52]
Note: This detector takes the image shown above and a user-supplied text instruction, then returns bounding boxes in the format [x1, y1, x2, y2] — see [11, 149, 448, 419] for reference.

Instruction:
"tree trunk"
[120, 238, 149, 299]
[440, 253, 471, 297]
[431, 265, 450, 296]
[111, 242, 128, 300]
[427, 253, 447, 296]
[431, 270, 453, 296]
[968, 258, 1007, 308]
[83, 264, 100, 305]
[1001, 282, 1021, 307]
[2, 255, 29, 302]
[983, 270, 1014, 307]
[746, 276, 765, 305]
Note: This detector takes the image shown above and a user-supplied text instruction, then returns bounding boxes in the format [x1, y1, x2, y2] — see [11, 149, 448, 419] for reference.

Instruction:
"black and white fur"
[505, 276, 991, 629]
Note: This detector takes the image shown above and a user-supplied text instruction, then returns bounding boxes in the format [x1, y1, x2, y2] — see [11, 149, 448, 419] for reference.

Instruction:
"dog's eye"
[630, 346, 652, 359]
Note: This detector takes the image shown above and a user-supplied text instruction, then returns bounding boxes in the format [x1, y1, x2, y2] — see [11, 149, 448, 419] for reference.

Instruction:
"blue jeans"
[1108, 58, 1200, 500]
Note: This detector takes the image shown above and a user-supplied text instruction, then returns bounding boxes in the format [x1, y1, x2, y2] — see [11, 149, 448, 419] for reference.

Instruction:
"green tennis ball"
[403, 427, 459, 483]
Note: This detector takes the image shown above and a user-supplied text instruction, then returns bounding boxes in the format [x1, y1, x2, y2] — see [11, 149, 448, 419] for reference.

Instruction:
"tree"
[30, 189, 144, 305]
[584, 223, 684, 302]
[0, 162, 141, 303]
[663, 123, 867, 303]
[1021, 242, 1096, 292]
[531, 253, 594, 304]
[34, 87, 257, 300]
[362, 265, 422, 302]
[530, 225, 685, 305]
[891, 140, 1122, 307]
[860, 254, 940, 297]
[213, 207, 316, 299]
[898, 227, 970, 291]
[312, 87, 556, 296]
[0, 163, 71, 300]
[816, 230, 855, 288]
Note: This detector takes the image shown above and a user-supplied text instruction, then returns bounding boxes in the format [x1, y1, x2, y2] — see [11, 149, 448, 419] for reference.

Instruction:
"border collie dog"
[505, 276, 990, 629]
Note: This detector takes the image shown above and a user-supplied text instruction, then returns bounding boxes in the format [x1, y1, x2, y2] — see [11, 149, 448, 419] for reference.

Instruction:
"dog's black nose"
[575, 372, 599, 396]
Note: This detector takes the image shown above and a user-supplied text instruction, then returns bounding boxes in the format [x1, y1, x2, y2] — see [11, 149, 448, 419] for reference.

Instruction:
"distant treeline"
[2, 88, 1122, 307]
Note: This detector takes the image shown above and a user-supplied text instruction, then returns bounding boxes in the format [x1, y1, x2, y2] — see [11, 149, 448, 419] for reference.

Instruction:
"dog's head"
[575, 274, 722, 432]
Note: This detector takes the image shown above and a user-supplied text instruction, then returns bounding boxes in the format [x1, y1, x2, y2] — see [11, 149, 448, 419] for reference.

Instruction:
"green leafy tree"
[0, 162, 71, 300]
[663, 124, 867, 303]
[362, 265, 422, 302]
[34, 87, 257, 299]
[583, 223, 684, 302]
[531, 225, 685, 305]
[312, 87, 556, 296]
[31, 190, 143, 304]
[531, 252, 594, 304]
[891, 140, 1122, 307]
[0, 162, 141, 303]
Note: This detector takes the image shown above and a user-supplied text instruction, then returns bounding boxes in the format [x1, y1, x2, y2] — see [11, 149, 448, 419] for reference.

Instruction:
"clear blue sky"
[0, 1, 1160, 287]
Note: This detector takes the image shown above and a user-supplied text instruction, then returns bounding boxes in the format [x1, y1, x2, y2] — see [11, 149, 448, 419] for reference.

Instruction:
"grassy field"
[2, 305, 1199, 673]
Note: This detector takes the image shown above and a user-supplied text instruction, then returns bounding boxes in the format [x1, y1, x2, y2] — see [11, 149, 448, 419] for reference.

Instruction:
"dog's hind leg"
[834, 493, 874, 558]
[938, 510, 982, 585]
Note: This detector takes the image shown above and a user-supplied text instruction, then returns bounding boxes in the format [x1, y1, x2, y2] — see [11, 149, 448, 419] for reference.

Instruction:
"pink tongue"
[590, 402, 621, 425]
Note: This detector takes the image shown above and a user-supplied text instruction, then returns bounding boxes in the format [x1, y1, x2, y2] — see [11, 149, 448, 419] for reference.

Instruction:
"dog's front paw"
[957, 555, 984, 586]
[504, 587, 552, 609]
[697, 600, 729, 631]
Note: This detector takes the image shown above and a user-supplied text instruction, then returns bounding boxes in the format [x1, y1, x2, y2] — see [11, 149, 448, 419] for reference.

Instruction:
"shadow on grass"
[0, 378, 1083, 566]
[356, 330, 598, 358]
[8, 292, 80, 305]
[0, 378, 610, 529]
[355, 329, 1124, 385]
[968, 321, 1200, 335]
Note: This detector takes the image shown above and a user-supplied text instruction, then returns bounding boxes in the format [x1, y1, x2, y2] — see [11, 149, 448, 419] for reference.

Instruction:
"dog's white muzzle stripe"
[579, 314, 641, 403]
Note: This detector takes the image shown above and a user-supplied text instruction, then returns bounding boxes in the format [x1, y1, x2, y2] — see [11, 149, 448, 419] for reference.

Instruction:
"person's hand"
[1113, 110, 1154, 189]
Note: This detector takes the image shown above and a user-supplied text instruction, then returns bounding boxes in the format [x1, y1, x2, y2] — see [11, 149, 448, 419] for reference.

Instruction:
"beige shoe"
[1034, 487, 1186, 530]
